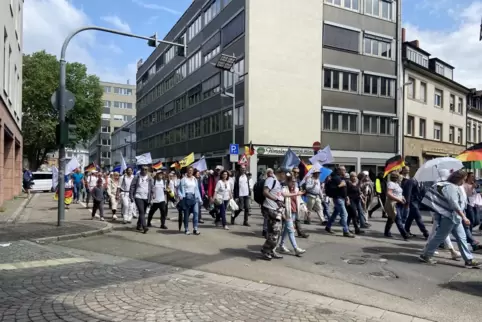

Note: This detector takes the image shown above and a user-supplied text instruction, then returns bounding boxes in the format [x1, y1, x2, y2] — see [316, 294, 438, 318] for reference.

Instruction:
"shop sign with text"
[256, 146, 313, 156]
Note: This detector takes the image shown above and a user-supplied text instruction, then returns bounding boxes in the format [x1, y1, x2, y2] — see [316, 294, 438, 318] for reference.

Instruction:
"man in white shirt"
[233, 166, 251, 226]
[119, 167, 136, 223]
[85, 171, 98, 208]
[129, 166, 153, 233]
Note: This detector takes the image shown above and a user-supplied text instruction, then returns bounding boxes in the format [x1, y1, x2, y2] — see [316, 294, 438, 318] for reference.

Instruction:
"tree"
[22, 51, 103, 170]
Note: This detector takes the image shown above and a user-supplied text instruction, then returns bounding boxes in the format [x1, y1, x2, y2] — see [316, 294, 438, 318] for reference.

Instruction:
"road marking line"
[0, 257, 90, 270]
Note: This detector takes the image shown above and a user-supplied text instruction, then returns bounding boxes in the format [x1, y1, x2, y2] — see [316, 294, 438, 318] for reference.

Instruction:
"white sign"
[229, 154, 239, 162]
[256, 146, 314, 156]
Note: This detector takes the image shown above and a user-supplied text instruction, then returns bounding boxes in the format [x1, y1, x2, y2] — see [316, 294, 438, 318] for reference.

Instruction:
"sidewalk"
[0, 193, 110, 243]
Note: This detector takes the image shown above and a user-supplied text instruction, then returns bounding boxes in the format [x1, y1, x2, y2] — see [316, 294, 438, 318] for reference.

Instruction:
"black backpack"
[325, 178, 337, 198]
[253, 178, 276, 205]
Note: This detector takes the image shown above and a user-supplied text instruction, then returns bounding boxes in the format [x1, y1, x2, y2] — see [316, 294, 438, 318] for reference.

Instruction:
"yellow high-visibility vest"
[375, 178, 382, 194]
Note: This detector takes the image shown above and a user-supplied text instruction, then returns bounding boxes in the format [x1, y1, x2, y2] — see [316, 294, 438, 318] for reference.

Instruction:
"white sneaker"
[278, 245, 290, 253]
[295, 248, 306, 255]
[434, 251, 439, 255]
[95, 214, 100, 218]
[112, 215, 118, 220]
[224, 225, 229, 230]
[451, 250, 461, 260]
[100, 217, 105, 221]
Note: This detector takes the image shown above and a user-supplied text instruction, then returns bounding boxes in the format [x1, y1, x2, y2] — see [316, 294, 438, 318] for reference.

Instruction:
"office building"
[111, 118, 136, 166]
[0, 0, 23, 206]
[402, 29, 469, 174]
[88, 81, 136, 169]
[135, 0, 401, 173]
[467, 89, 482, 176]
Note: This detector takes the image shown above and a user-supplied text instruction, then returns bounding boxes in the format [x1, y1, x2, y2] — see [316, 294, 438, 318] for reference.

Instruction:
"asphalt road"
[46, 204, 482, 322]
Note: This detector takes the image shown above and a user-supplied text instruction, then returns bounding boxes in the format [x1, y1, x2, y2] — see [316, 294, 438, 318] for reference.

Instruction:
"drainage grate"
[316, 308, 333, 315]
[315, 261, 326, 266]
[347, 259, 366, 265]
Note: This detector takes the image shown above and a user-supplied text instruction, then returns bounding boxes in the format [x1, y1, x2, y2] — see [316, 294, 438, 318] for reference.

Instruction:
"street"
[0, 194, 481, 321]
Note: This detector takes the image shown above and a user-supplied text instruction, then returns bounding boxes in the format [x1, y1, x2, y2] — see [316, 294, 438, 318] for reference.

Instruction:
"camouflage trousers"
[261, 207, 282, 254]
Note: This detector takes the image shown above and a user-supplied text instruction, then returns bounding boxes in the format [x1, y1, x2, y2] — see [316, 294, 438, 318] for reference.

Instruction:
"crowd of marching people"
[57, 159, 481, 268]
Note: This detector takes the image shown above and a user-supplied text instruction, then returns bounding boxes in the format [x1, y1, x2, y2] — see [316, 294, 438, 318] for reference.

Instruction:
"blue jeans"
[355, 199, 367, 227]
[384, 204, 408, 238]
[216, 200, 228, 226]
[327, 198, 349, 233]
[280, 213, 298, 249]
[73, 182, 82, 201]
[322, 200, 330, 221]
[464, 206, 477, 246]
[423, 215, 473, 262]
[401, 207, 410, 224]
[183, 194, 199, 231]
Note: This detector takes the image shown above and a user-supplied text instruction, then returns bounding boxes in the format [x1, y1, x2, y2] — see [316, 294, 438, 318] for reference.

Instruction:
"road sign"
[312, 141, 321, 151]
[229, 144, 239, 155]
[51, 88, 76, 112]
[238, 154, 248, 165]
[229, 154, 239, 163]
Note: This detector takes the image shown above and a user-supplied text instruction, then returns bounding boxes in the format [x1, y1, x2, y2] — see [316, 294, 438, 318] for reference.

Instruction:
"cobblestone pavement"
[0, 260, 383, 322]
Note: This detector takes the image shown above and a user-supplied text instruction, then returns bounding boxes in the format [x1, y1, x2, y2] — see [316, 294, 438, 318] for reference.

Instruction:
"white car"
[30, 171, 53, 192]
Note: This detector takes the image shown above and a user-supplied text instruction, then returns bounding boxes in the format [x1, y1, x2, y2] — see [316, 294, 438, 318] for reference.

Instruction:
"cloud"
[23, 0, 136, 84]
[100, 15, 131, 33]
[404, 1, 482, 89]
[146, 16, 159, 25]
[132, 0, 182, 15]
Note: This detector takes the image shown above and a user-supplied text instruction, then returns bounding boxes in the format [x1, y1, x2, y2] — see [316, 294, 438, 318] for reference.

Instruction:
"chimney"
[414, 40, 419, 48]
[402, 28, 406, 42]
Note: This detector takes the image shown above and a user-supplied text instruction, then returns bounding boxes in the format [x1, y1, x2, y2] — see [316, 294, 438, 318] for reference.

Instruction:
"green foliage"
[22, 51, 103, 169]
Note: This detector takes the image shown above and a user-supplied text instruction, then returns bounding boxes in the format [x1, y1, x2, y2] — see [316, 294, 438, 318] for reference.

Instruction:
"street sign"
[229, 144, 239, 155]
[312, 141, 321, 151]
[230, 154, 239, 163]
[51, 88, 76, 112]
[238, 154, 248, 165]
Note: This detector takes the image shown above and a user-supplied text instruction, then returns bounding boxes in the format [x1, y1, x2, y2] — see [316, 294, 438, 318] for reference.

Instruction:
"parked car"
[30, 171, 53, 192]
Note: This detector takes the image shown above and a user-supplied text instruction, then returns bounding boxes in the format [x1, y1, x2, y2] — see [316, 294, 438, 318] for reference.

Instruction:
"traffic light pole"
[57, 26, 186, 226]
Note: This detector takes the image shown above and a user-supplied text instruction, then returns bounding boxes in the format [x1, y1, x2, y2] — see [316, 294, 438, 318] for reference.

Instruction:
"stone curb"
[32, 223, 113, 244]
[4, 194, 37, 225]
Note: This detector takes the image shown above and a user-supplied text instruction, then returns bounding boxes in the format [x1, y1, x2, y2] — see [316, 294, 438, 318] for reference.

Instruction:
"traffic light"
[176, 36, 186, 57]
[147, 33, 157, 47]
[55, 120, 77, 146]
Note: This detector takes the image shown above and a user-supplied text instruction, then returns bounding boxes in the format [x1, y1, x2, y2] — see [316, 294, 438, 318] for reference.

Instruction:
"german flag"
[84, 162, 96, 172]
[152, 161, 163, 170]
[299, 160, 312, 179]
[245, 141, 255, 157]
[384, 155, 405, 177]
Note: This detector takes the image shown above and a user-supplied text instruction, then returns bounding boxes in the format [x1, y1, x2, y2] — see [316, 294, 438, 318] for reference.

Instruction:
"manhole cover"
[369, 271, 398, 278]
[316, 308, 333, 315]
[315, 261, 326, 266]
[347, 259, 366, 265]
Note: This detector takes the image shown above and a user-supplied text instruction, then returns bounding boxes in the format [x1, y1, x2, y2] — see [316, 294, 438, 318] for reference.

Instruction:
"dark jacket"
[402, 178, 422, 206]
[129, 174, 154, 203]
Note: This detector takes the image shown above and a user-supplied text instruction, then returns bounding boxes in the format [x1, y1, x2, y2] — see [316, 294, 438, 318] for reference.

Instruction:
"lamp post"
[214, 54, 239, 171]
[56, 26, 186, 226]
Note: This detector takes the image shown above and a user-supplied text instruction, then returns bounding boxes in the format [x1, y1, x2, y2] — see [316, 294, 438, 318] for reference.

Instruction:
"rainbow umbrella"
[463, 161, 482, 170]
[456, 143, 482, 162]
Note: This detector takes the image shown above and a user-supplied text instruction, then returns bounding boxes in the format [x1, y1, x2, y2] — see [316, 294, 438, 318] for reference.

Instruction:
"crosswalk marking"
[0, 257, 90, 270]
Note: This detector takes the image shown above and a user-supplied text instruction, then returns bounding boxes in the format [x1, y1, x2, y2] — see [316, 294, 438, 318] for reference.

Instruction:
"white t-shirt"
[183, 177, 197, 195]
[238, 174, 249, 197]
[228, 177, 235, 192]
[135, 175, 149, 199]
[387, 181, 403, 199]
[263, 177, 283, 210]
[152, 179, 165, 203]
[215, 180, 231, 201]
[87, 175, 97, 189]
[120, 175, 133, 192]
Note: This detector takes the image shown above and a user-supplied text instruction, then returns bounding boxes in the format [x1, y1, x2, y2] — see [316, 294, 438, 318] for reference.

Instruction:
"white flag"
[135, 152, 152, 165]
[52, 166, 59, 190]
[65, 157, 80, 175]
[309, 145, 334, 166]
[120, 153, 127, 173]
[192, 157, 207, 172]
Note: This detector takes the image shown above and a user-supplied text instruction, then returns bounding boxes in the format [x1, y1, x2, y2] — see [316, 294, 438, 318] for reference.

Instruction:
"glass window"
[419, 119, 426, 137]
[204, 0, 221, 25]
[433, 122, 442, 141]
[324, 24, 360, 53]
[188, 15, 202, 41]
[323, 111, 358, 133]
[323, 68, 358, 92]
[188, 51, 202, 74]
[221, 11, 245, 46]
[434, 89, 443, 107]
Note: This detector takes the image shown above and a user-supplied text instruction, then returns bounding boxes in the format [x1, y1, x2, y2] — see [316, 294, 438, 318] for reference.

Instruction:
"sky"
[23, 0, 482, 88]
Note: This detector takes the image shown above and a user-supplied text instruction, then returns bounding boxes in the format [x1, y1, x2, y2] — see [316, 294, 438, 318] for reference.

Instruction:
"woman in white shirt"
[384, 172, 409, 240]
[215, 170, 232, 230]
[179, 166, 203, 235]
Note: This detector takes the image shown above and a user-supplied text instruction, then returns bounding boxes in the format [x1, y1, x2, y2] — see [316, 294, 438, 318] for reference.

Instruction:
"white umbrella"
[413, 157, 463, 182]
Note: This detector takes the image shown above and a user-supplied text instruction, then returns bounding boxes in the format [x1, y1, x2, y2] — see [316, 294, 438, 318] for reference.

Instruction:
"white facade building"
[402, 32, 469, 173]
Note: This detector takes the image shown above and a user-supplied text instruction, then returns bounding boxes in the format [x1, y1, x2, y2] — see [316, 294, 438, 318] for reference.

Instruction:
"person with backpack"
[325, 166, 355, 238]
[257, 168, 292, 260]
[129, 165, 154, 234]
[22, 168, 33, 198]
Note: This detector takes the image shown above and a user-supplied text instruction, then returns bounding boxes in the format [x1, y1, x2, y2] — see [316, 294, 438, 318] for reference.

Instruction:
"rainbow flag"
[457, 143, 482, 162]
[152, 161, 163, 170]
